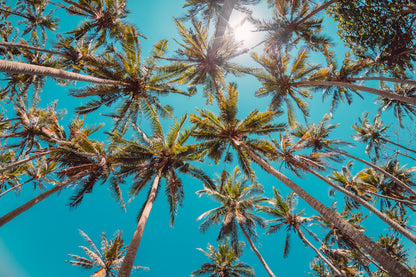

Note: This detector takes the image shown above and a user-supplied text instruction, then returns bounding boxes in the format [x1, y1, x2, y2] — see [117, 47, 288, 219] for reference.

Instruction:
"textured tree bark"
[295, 80, 416, 105]
[0, 170, 88, 227]
[0, 59, 127, 86]
[306, 168, 416, 244]
[236, 140, 414, 277]
[212, 0, 235, 51]
[118, 165, 165, 277]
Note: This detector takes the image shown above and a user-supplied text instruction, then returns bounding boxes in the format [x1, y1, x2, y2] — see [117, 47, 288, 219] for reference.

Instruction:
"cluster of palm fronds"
[1, 0, 416, 276]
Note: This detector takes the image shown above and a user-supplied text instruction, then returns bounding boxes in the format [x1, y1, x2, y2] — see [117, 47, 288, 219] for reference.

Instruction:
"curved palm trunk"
[347, 76, 416, 87]
[0, 59, 127, 86]
[295, 80, 416, 105]
[325, 145, 416, 196]
[213, 0, 235, 51]
[294, 226, 345, 277]
[118, 166, 164, 277]
[0, 170, 88, 227]
[235, 140, 414, 277]
[305, 168, 416, 244]
[0, 41, 64, 56]
[381, 137, 416, 155]
[237, 222, 276, 277]
[0, 7, 30, 19]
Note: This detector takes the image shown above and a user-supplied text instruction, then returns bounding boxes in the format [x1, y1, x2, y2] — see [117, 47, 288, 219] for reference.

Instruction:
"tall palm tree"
[0, 117, 118, 227]
[197, 166, 276, 277]
[67, 230, 148, 277]
[292, 115, 416, 197]
[190, 84, 414, 276]
[191, 238, 255, 277]
[116, 110, 213, 277]
[260, 188, 344, 276]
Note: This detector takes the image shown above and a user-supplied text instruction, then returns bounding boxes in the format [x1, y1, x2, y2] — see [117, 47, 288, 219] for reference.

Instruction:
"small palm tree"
[67, 230, 148, 277]
[260, 188, 344, 276]
[197, 166, 276, 277]
[192, 238, 255, 277]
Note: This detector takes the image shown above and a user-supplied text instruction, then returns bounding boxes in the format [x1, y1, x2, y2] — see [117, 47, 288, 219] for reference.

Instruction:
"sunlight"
[229, 14, 256, 46]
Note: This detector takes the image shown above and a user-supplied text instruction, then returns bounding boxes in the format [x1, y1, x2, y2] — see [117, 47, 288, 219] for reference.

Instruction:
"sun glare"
[229, 15, 256, 46]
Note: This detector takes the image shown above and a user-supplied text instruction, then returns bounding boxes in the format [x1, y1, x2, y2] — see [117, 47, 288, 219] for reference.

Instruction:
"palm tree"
[67, 230, 148, 277]
[191, 238, 255, 277]
[0, 117, 118, 227]
[257, 0, 335, 52]
[260, 188, 344, 276]
[292, 115, 416, 197]
[62, 0, 141, 45]
[353, 112, 416, 161]
[0, 0, 58, 43]
[271, 131, 416, 244]
[378, 83, 416, 128]
[197, 166, 276, 277]
[115, 110, 213, 277]
[190, 84, 414, 276]
[159, 19, 246, 102]
[250, 49, 315, 128]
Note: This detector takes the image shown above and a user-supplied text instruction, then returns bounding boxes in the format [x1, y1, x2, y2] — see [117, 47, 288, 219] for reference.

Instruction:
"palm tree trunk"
[212, 0, 235, 51]
[118, 165, 165, 277]
[0, 7, 30, 19]
[0, 59, 127, 86]
[235, 140, 414, 277]
[0, 178, 33, 198]
[0, 41, 64, 56]
[381, 137, 416, 155]
[294, 226, 345, 277]
[0, 149, 52, 174]
[347, 76, 416, 86]
[0, 170, 88, 227]
[294, 80, 416, 105]
[305, 168, 416, 244]
[325, 145, 416, 196]
[237, 222, 276, 277]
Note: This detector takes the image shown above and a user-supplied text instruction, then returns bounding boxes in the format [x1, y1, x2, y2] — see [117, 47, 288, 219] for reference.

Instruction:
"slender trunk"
[236, 140, 414, 277]
[325, 145, 416, 196]
[0, 178, 33, 198]
[212, 0, 235, 51]
[0, 149, 52, 174]
[0, 59, 127, 86]
[347, 76, 416, 87]
[295, 226, 345, 277]
[0, 41, 64, 56]
[0, 170, 88, 227]
[0, 7, 29, 19]
[295, 0, 339, 26]
[381, 138, 416, 155]
[305, 168, 416, 244]
[238, 222, 276, 277]
[118, 165, 165, 277]
[369, 191, 416, 210]
[294, 80, 416, 105]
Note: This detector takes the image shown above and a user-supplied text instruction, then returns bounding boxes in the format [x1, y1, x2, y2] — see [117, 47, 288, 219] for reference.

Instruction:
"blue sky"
[1, 1, 415, 276]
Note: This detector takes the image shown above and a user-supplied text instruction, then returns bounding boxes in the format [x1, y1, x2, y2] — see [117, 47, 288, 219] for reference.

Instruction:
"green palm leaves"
[191, 83, 285, 179]
[192, 238, 255, 277]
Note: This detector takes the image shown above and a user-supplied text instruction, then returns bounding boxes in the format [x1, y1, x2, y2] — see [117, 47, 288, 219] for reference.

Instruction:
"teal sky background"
[1, 1, 415, 276]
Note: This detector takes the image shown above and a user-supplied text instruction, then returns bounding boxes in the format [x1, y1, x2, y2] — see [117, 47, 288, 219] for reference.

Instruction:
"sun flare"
[229, 15, 256, 45]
